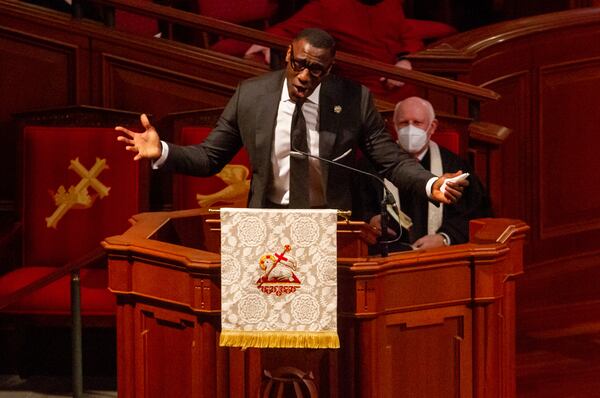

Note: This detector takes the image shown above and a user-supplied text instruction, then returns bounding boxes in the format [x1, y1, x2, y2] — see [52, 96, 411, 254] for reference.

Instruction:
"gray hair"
[394, 96, 436, 125]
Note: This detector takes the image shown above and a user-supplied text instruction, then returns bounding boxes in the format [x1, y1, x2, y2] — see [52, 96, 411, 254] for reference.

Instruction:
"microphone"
[290, 145, 407, 257]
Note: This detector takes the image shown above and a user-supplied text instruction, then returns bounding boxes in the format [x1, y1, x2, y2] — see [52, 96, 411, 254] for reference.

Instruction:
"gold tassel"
[219, 330, 340, 349]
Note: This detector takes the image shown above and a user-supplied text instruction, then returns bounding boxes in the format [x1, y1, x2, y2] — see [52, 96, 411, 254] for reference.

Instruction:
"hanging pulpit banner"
[219, 208, 339, 349]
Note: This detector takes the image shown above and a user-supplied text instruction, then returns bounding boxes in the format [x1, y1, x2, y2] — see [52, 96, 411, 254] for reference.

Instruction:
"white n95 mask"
[397, 124, 429, 154]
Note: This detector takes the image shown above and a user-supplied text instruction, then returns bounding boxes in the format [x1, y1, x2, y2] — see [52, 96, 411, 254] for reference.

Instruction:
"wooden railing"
[411, 7, 600, 61]
[80, 0, 499, 106]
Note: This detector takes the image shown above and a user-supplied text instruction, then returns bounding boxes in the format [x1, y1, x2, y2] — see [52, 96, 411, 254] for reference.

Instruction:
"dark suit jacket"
[404, 147, 492, 244]
[357, 145, 493, 249]
[164, 70, 434, 211]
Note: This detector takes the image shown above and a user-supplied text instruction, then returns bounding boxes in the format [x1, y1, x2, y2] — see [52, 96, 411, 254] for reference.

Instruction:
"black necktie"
[289, 101, 310, 208]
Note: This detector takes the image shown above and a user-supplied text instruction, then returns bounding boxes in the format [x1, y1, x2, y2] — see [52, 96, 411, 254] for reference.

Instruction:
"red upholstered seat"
[1, 125, 145, 319]
[0, 267, 115, 316]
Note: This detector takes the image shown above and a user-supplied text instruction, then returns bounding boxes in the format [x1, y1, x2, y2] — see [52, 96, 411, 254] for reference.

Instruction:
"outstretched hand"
[431, 170, 469, 204]
[115, 114, 162, 161]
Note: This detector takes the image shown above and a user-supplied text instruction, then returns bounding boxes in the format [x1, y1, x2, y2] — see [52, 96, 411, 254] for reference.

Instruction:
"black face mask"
[358, 0, 383, 5]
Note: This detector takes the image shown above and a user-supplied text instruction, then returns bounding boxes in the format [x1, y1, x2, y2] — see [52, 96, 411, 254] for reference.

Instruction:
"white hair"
[394, 96, 436, 125]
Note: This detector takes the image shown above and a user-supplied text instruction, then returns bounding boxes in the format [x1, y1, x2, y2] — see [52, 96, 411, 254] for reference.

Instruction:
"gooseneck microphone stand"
[290, 146, 402, 257]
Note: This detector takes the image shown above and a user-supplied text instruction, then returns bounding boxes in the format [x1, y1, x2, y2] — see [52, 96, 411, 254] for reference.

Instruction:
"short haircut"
[294, 28, 336, 56]
[394, 97, 436, 125]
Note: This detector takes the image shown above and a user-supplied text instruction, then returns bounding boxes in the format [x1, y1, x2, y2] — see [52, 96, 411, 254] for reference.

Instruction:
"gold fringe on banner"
[219, 330, 340, 349]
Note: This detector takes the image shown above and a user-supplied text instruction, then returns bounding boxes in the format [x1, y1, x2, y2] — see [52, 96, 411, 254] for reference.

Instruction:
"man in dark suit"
[116, 28, 466, 211]
[359, 96, 492, 251]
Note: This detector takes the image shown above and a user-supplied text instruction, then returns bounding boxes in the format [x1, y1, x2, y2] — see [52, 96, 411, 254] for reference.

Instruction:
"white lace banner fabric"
[219, 208, 339, 349]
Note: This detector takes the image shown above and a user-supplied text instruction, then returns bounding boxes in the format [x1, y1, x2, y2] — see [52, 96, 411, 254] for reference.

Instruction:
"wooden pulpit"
[103, 209, 527, 398]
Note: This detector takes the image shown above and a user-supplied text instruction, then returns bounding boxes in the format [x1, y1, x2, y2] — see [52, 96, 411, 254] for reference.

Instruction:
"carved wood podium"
[103, 209, 528, 398]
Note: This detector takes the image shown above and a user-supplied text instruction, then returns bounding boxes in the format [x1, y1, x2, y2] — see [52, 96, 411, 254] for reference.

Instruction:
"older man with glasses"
[116, 28, 467, 213]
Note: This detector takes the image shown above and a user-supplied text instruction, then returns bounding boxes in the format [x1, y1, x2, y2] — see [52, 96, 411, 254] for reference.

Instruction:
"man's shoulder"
[239, 70, 285, 91]
[237, 70, 284, 96]
[323, 73, 365, 92]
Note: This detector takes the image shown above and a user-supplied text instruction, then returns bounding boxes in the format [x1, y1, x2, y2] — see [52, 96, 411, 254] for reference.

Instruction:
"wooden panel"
[381, 262, 472, 309]
[137, 306, 196, 398]
[532, 28, 600, 258]
[469, 37, 534, 223]
[124, 300, 222, 398]
[0, 26, 87, 209]
[538, 59, 600, 242]
[100, 54, 233, 119]
[383, 307, 472, 398]
[480, 72, 532, 226]
[131, 260, 196, 304]
[87, 28, 266, 119]
[0, 27, 79, 109]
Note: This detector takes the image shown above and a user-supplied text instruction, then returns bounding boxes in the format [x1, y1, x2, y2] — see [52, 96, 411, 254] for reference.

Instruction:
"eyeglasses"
[289, 47, 329, 78]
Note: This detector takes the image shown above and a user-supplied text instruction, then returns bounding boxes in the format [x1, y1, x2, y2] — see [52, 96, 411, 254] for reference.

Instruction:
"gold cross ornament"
[45, 157, 110, 229]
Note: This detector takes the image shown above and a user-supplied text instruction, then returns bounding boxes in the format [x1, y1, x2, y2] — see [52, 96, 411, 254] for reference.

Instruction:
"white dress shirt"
[268, 79, 324, 206]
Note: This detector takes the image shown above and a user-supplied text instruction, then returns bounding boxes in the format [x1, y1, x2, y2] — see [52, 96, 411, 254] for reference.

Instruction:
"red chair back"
[22, 126, 145, 266]
[0, 124, 147, 316]
[431, 130, 460, 154]
[172, 126, 251, 210]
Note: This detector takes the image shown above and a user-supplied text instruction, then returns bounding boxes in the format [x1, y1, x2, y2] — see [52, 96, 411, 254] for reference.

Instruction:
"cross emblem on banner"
[45, 157, 110, 229]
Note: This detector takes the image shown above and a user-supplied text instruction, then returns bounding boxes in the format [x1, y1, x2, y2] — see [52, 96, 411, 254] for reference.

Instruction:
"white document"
[440, 173, 470, 193]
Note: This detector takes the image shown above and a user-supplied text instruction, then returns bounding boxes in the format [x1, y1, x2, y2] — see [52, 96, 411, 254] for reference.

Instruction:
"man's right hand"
[431, 170, 468, 204]
[115, 114, 162, 161]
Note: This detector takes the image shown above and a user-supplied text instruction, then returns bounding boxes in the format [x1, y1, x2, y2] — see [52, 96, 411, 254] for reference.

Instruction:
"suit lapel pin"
[333, 105, 342, 114]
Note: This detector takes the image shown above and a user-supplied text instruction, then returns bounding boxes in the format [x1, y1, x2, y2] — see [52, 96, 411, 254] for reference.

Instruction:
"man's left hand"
[413, 234, 446, 250]
[431, 170, 469, 204]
